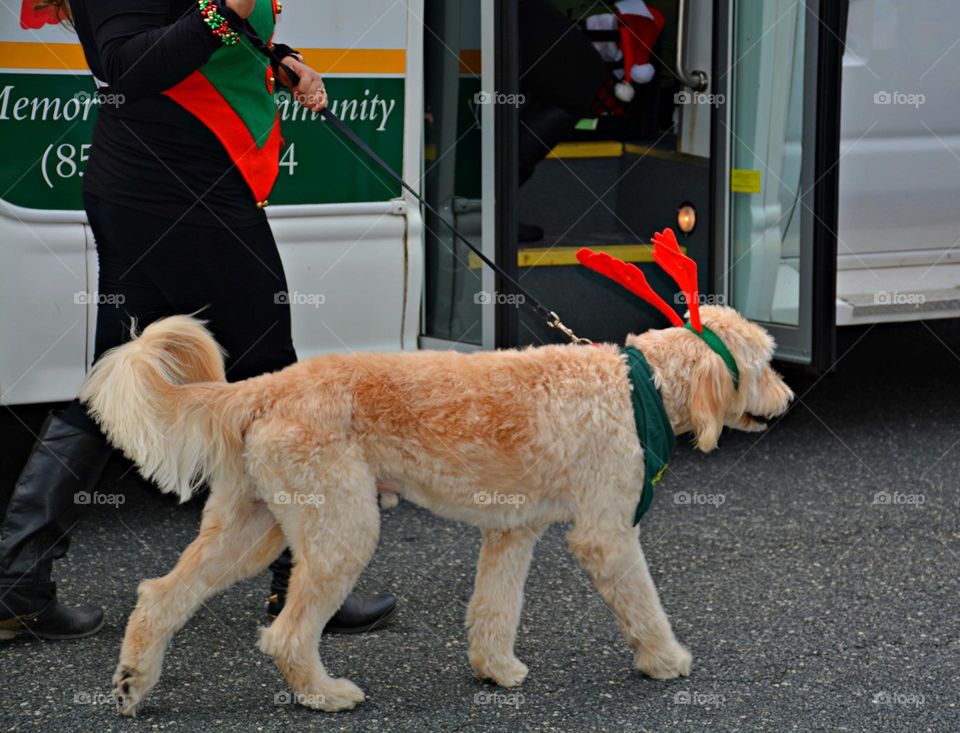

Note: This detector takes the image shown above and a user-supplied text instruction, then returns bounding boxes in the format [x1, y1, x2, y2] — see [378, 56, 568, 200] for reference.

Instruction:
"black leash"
[319, 111, 588, 343]
[234, 14, 589, 344]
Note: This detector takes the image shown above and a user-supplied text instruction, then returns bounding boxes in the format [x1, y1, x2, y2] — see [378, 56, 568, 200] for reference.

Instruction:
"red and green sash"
[164, 0, 282, 204]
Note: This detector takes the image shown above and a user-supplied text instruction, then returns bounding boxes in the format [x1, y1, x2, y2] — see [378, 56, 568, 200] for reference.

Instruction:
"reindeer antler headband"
[576, 228, 740, 390]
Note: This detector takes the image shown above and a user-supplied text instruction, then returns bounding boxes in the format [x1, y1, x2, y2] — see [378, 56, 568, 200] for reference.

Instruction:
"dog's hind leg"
[254, 440, 380, 712]
[466, 524, 543, 688]
[114, 488, 285, 716]
[567, 517, 691, 680]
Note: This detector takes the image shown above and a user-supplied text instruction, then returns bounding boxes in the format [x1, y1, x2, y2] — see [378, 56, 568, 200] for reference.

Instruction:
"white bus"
[0, 0, 956, 405]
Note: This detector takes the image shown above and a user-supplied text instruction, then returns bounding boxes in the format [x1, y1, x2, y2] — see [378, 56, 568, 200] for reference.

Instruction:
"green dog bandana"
[622, 346, 677, 524]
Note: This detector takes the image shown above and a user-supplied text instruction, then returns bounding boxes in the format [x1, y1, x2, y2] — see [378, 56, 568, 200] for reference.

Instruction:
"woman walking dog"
[0, 0, 396, 639]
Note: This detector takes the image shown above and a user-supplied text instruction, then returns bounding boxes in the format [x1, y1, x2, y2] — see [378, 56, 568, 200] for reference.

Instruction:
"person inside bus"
[0, 0, 396, 639]
[517, 0, 606, 242]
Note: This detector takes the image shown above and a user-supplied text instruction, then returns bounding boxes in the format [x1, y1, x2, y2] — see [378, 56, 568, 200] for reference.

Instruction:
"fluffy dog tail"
[79, 315, 241, 502]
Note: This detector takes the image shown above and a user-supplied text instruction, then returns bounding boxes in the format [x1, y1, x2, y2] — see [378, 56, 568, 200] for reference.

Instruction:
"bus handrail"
[676, 0, 708, 91]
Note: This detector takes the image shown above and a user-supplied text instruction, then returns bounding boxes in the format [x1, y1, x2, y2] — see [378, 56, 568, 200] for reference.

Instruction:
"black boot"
[0, 411, 113, 640]
[267, 549, 397, 634]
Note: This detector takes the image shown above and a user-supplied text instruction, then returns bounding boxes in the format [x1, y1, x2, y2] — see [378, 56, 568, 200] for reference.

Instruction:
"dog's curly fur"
[79, 306, 793, 715]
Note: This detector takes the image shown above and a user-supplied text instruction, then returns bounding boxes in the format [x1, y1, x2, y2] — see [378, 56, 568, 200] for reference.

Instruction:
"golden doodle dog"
[80, 232, 793, 716]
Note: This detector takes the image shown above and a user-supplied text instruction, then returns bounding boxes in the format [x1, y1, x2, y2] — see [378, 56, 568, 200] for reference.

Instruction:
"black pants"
[64, 194, 296, 582]
[518, 0, 605, 186]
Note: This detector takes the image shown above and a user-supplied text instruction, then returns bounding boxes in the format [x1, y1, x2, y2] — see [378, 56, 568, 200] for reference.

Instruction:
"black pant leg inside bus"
[517, 0, 606, 185]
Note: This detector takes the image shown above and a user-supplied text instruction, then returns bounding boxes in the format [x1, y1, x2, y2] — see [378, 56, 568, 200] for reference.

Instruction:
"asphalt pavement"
[1, 319, 958, 732]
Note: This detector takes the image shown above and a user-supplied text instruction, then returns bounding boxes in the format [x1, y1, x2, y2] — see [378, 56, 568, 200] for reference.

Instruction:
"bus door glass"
[718, 0, 845, 367]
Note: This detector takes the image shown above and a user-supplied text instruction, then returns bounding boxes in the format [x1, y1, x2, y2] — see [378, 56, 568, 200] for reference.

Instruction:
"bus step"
[840, 288, 960, 319]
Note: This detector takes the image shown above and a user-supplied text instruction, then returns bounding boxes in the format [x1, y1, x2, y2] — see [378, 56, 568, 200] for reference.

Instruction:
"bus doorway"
[422, 1, 845, 370]
[511, 0, 715, 347]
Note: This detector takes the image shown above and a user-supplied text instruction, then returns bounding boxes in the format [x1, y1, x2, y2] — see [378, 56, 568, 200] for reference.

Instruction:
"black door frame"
[809, 0, 848, 372]
[494, 0, 521, 348]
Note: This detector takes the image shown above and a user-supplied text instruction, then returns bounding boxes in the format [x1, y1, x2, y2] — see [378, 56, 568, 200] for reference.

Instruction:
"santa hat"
[613, 0, 666, 102]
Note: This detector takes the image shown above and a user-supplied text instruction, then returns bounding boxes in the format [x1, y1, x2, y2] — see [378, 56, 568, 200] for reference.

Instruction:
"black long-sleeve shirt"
[71, 0, 268, 228]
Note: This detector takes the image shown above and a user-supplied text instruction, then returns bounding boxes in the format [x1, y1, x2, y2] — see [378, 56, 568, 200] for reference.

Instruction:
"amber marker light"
[677, 202, 697, 234]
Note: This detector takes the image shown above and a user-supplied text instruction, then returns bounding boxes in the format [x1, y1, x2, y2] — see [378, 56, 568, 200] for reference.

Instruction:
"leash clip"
[547, 312, 592, 345]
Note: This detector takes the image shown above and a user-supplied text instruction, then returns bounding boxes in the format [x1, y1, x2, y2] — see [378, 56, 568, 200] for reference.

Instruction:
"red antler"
[575, 248, 684, 328]
[651, 228, 702, 333]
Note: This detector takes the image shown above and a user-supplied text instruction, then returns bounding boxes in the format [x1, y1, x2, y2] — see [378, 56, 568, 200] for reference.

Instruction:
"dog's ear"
[689, 355, 734, 452]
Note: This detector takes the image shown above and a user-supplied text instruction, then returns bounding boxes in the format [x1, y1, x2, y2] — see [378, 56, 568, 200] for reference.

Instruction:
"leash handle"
[227, 13, 303, 87]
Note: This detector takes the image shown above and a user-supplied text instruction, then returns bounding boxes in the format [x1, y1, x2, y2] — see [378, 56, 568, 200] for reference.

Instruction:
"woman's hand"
[224, 0, 255, 19]
[277, 56, 328, 112]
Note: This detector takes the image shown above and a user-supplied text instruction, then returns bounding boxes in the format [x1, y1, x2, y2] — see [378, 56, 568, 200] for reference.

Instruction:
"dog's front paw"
[635, 640, 692, 680]
[298, 678, 365, 712]
[470, 652, 529, 688]
[113, 663, 158, 717]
